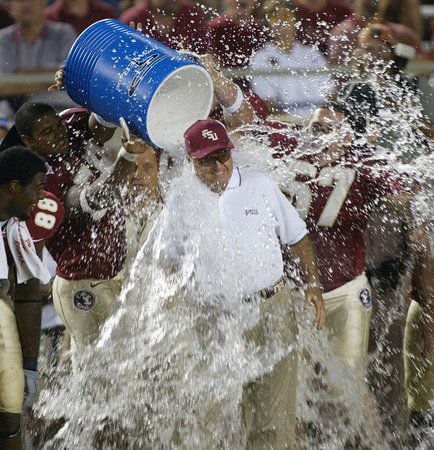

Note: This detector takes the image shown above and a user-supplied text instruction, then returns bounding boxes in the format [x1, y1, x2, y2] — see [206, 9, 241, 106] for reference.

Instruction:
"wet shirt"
[26, 190, 65, 243]
[219, 166, 308, 293]
[281, 148, 402, 292]
[45, 108, 126, 280]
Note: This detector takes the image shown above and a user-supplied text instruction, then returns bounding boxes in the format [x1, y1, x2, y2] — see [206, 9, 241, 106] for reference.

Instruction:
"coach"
[183, 119, 325, 449]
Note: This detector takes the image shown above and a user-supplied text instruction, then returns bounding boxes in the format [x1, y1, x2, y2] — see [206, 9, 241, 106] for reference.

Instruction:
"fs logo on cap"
[202, 129, 218, 141]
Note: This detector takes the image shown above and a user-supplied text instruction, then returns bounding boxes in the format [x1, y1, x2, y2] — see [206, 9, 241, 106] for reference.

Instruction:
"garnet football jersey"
[44, 108, 126, 280]
[281, 148, 403, 292]
[26, 191, 65, 242]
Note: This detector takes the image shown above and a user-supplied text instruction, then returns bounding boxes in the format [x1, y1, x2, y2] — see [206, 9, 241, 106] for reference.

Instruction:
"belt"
[244, 276, 286, 302]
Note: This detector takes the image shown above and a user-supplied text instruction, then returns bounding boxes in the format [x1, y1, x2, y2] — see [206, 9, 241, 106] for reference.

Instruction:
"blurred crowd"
[0, 0, 434, 125]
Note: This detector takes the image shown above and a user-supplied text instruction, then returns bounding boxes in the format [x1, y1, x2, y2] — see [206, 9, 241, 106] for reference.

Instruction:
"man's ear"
[21, 134, 32, 148]
[8, 180, 22, 195]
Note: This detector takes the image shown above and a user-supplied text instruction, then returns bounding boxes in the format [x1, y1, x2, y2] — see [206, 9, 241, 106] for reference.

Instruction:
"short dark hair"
[15, 102, 57, 137]
[0, 146, 47, 186]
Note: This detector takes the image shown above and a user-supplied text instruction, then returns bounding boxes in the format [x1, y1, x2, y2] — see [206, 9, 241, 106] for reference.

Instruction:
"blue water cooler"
[64, 19, 213, 151]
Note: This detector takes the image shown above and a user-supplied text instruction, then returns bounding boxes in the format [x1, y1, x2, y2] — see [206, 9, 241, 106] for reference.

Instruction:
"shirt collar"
[225, 166, 241, 190]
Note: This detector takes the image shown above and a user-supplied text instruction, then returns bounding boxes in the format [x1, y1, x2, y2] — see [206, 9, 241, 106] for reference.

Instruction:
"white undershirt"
[0, 220, 9, 279]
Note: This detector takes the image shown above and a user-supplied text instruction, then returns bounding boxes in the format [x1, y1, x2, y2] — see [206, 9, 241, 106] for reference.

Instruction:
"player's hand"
[129, 21, 143, 32]
[48, 65, 65, 92]
[197, 54, 220, 80]
[23, 369, 40, 408]
[305, 288, 325, 330]
[121, 133, 149, 155]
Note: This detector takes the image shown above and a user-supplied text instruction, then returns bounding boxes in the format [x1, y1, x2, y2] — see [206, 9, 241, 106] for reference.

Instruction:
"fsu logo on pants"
[73, 289, 96, 311]
[358, 288, 372, 309]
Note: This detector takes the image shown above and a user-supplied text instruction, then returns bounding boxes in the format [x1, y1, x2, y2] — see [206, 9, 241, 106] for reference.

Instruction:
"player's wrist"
[92, 113, 117, 129]
[222, 85, 244, 115]
[304, 281, 324, 291]
[118, 146, 139, 162]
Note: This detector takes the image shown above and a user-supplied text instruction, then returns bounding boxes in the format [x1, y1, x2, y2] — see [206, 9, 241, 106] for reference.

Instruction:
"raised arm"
[198, 54, 255, 129]
[272, 181, 325, 330]
[64, 134, 149, 217]
[48, 65, 116, 145]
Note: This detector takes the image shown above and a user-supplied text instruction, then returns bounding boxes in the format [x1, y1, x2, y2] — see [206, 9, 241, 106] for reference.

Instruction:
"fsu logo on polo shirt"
[73, 289, 96, 312]
[358, 288, 372, 309]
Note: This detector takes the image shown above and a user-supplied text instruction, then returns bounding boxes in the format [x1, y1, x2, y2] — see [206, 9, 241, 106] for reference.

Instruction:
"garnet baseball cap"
[184, 119, 234, 159]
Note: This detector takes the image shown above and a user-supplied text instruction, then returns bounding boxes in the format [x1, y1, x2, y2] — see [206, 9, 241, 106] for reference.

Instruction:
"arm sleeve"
[270, 180, 308, 245]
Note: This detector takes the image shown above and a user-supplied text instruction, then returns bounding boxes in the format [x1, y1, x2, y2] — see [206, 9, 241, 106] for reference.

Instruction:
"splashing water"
[36, 64, 433, 449]
[38, 164, 301, 448]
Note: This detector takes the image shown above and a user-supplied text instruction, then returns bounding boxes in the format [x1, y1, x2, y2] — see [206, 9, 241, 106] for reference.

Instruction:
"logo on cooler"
[202, 129, 218, 141]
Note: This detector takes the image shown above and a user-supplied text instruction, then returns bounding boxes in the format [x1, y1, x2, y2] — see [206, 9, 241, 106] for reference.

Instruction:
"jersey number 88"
[34, 198, 58, 230]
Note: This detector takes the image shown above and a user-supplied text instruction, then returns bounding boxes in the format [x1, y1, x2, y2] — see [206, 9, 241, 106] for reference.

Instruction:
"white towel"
[5, 218, 51, 284]
[0, 221, 8, 279]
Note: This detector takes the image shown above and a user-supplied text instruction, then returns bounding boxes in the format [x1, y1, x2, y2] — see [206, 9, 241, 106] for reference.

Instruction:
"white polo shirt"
[219, 167, 308, 293]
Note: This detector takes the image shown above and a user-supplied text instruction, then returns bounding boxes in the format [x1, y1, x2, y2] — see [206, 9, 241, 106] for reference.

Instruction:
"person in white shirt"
[250, 3, 331, 117]
[183, 119, 325, 449]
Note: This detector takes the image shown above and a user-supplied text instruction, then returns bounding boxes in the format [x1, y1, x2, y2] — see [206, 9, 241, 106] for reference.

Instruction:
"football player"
[6, 101, 148, 370]
[282, 103, 403, 368]
[0, 146, 51, 450]
[272, 101, 408, 446]
[367, 179, 433, 445]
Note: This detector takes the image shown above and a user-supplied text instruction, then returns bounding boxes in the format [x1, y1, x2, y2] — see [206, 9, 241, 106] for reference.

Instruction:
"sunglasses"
[196, 149, 232, 166]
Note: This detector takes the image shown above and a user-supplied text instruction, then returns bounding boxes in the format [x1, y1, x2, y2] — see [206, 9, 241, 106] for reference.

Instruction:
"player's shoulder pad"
[59, 107, 89, 120]
[26, 191, 65, 242]
[60, 107, 91, 131]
